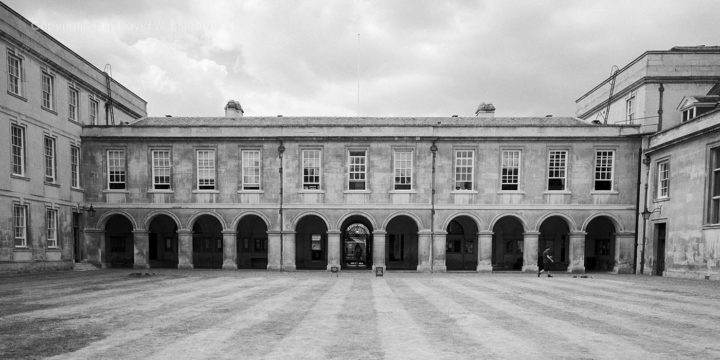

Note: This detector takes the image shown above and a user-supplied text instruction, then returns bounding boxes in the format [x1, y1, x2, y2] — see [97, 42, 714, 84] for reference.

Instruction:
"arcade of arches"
[96, 212, 634, 274]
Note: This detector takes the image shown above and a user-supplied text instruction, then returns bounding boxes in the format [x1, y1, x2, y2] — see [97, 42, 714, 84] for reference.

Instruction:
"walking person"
[538, 247, 554, 277]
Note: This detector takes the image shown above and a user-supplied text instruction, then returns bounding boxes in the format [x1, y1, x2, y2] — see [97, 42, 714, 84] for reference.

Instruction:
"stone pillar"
[222, 230, 237, 270]
[84, 229, 104, 266]
[613, 232, 635, 274]
[372, 230, 387, 271]
[432, 231, 447, 272]
[327, 230, 341, 271]
[417, 230, 432, 272]
[177, 229, 193, 270]
[282, 231, 296, 271]
[267, 230, 281, 271]
[568, 231, 587, 273]
[477, 231, 493, 272]
[522, 231, 540, 272]
[133, 229, 150, 269]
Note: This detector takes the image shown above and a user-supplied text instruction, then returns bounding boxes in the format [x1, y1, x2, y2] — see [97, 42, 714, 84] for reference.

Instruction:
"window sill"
[68, 119, 82, 126]
[703, 224, 720, 230]
[451, 190, 478, 194]
[41, 106, 58, 115]
[653, 197, 670, 203]
[7, 91, 27, 102]
[344, 190, 371, 194]
[192, 190, 219, 194]
[47, 247, 61, 251]
[238, 189, 264, 194]
[13, 247, 31, 251]
[44, 182, 60, 188]
[543, 191, 571, 195]
[299, 189, 325, 194]
[389, 190, 416, 194]
[591, 191, 619, 195]
[103, 189, 129, 194]
[497, 191, 525, 194]
[71, 186, 84, 192]
[11, 174, 30, 181]
[148, 189, 174, 194]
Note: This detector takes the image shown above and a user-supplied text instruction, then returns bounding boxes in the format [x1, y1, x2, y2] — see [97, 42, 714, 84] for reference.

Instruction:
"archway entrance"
[585, 217, 616, 272]
[192, 215, 223, 269]
[538, 216, 570, 271]
[386, 216, 419, 270]
[492, 216, 524, 270]
[446, 216, 478, 271]
[104, 215, 134, 268]
[148, 215, 178, 268]
[237, 215, 268, 269]
[341, 216, 373, 270]
[295, 215, 328, 270]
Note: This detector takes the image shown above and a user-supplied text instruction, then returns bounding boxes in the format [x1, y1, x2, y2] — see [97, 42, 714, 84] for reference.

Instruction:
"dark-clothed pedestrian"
[538, 247, 554, 277]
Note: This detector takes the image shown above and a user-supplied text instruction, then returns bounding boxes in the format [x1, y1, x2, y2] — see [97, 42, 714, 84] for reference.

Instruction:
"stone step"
[73, 262, 100, 271]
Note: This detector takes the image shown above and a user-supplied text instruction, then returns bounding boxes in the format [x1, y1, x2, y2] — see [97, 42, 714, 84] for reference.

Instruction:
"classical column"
[222, 230, 237, 270]
[432, 231, 447, 272]
[267, 230, 281, 271]
[132, 229, 150, 269]
[522, 231, 540, 272]
[477, 231, 493, 272]
[613, 232, 635, 274]
[282, 231, 296, 271]
[177, 229, 193, 270]
[327, 230, 341, 271]
[417, 230, 432, 272]
[84, 229, 104, 267]
[568, 231, 587, 273]
[372, 230, 387, 271]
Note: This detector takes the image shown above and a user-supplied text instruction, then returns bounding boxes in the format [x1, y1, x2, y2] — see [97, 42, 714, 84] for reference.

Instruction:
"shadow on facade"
[105, 214, 134, 268]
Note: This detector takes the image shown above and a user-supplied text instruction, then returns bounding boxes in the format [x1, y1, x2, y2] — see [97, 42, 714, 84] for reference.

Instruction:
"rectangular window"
[42, 71, 55, 110]
[46, 208, 58, 248]
[68, 87, 79, 121]
[682, 108, 696, 122]
[594, 150, 614, 191]
[44, 136, 56, 183]
[89, 98, 98, 125]
[302, 149, 321, 190]
[657, 160, 669, 199]
[7, 52, 23, 96]
[548, 150, 568, 191]
[107, 150, 126, 189]
[454, 150, 474, 190]
[152, 150, 171, 190]
[196, 149, 216, 190]
[393, 150, 413, 190]
[71, 146, 80, 188]
[625, 95, 635, 123]
[11, 125, 25, 176]
[501, 150, 521, 191]
[241, 150, 261, 190]
[14, 204, 27, 247]
[709, 148, 720, 224]
[348, 150, 367, 190]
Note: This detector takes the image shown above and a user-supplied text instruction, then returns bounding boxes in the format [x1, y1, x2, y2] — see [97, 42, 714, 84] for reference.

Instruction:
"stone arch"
[142, 210, 182, 230]
[581, 212, 624, 233]
[487, 213, 529, 233]
[186, 211, 228, 231]
[95, 210, 139, 231]
[381, 211, 424, 231]
[291, 211, 331, 231]
[534, 212, 577, 232]
[230, 211, 272, 231]
[440, 212, 483, 233]
[336, 211, 378, 232]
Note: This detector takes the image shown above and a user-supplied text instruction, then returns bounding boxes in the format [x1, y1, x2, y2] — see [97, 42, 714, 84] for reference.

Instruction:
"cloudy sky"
[7, 0, 720, 117]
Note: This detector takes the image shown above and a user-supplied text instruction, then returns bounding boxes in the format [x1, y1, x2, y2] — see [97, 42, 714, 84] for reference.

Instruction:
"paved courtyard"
[1, 270, 719, 359]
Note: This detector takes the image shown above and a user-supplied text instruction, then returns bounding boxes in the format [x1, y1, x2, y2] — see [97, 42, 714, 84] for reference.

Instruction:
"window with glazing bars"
[709, 148, 719, 224]
[501, 150, 520, 191]
[14, 204, 27, 247]
[7, 52, 22, 95]
[44, 137, 56, 183]
[594, 150, 614, 191]
[657, 160, 669, 199]
[46, 208, 58, 248]
[71, 146, 80, 188]
[107, 150, 126, 189]
[152, 150, 171, 190]
[242, 150, 261, 190]
[89, 98, 98, 125]
[348, 150, 367, 190]
[11, 125, 25, 176]
[68, 87, 79, 121]
[196, 150, 215, 190]
[42, 71, 54, 110]
[548, 150, 567, 191]
[302, 149, 321, 190]
[454, 150, 474, 190]
[394, 150, 413, 190]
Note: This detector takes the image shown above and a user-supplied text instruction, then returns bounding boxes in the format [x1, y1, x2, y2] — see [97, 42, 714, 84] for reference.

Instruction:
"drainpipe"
[430, 140, 438, 272]
[278, 142, 285, 271]
[657, 83, 664, 131]
[639, 153, 651, 274]
[633, 146, 642, 273]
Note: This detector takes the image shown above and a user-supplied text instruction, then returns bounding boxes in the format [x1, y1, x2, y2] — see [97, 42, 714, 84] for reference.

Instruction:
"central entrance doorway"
[341, 216, 373, 270]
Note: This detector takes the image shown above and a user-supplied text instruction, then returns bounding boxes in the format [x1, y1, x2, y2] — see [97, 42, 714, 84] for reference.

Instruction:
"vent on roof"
[475, 102, 495, 118]
[225, 100, 244, 118]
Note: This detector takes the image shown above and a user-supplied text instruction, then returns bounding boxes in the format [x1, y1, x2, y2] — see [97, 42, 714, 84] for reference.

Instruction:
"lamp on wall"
[641, 205, 662, 221]
[78, 203, 96, 217]
[639, 204, 661, 274]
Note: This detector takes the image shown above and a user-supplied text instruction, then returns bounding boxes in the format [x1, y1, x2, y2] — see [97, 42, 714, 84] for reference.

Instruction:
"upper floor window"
[709, 147, 720, 224]
[71, 146, 80, 188]
[46, 208, 58, 248]
[625, 94, 635, 123]
[107, 149, 126, 189]
[454, 150, 474, 191]
[11, 124, 25, 176]
[241, 150, 261, 190]
[393, 150, 413, 190]
[594, 150, 614, 191]
[657, 160, 669, 199]
[548, 150, 568, 191]
[68, 87, 79, 122]
[41, 71, 55, 110]
[302, 149, 321, 190]
[348, 150, 367, 190]
[501, 150, 520, 191]
[7, 51, 23, 96]
[44, 136, 56, 183]
[152, 150, 171, 190]
[196, 149, 216, 190]
[89, 97, 99, 125]
[682, 108, 696, 122]
[13, 204, 27, 247]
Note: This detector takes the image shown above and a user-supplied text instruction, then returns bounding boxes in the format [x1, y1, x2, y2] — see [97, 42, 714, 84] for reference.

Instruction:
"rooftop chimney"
[224, 100, 244, 118]
[475, 102, 496, 117]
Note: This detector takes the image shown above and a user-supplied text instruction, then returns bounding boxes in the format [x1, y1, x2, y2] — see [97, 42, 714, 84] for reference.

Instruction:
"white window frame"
[68, 86, 79, 122]
[14, 204, 27, 248]
[682, 108, 696, 122]
[348, 149, 367, 191]
[107, 149, 126, 190]
[454, 150, 474, 191]
[44, 136, 57, 183]
[89, 97, 99, 125]
[196, 149, 216, 190]
[302, 149, 322, 190]
[393, 149, 413, 191]
[710, 147, 720, 224]
[152, 149, 172, 190]
[71, 145, 80, 188]
[547, 150, 568, 191]
[625, 94, 635, 123]
[7, 50, 23, 96]
[11, 124, 25, 176]
[500, 150, 521, 191]
[241, 149, 262, 190]
[41, 70, 55, 110]
[46, 208, 58, 248]
[657, 160, 669, 199]
[594, 150, 615, 191]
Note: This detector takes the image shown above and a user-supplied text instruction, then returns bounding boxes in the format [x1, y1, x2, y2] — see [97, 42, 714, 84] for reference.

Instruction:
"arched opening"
[104, 215, 134, 268]
[192, 215, 223, 269]
[585, 217, 616, 272]
[341, 216, 374, 270]
[492, 216, 524, 271]
[385, 215, 419, 270]
[237, 215, 268, 269]
[446, 216, 478, 271]
[295, 215, 328, 270]
[538, 216, 570, 271]
[148, 215, 178, 268]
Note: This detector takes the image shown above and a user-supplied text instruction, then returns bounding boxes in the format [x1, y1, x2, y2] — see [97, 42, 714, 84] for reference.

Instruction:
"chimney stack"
[475, 102, 496, 117]
[224, 100, 244, 118]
